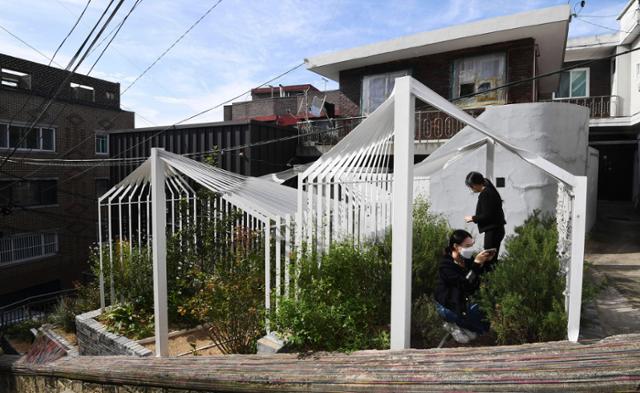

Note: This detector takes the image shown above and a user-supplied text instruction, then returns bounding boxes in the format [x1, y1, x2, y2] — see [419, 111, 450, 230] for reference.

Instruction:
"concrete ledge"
[1, 334, 639, 392]
[75, 309, 152, 357]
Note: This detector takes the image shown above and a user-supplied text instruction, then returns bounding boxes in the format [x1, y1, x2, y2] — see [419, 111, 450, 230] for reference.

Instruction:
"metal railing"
[415, 108, 484, 140]
[545, 95, 620, 118]
[0, 288, 77, 328]
[297, 108, 483, 146]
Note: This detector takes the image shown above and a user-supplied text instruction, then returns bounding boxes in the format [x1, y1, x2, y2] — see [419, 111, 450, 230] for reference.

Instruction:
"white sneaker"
[461, 328, 478, 341]
[442, 322, 470, 344]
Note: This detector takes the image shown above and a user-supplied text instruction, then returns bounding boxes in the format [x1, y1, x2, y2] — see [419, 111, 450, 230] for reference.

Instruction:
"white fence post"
[151, 148, 169, 357]
[567, 176, 587, 342]
[390, 76, 415, 350]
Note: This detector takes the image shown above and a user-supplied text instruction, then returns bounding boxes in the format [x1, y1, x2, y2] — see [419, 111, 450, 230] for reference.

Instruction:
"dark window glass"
[0, 125, 7, 148]
[9, 125, 39, 149]
[0, 179, 57, 206]
[0, 181, 12, 206]
[41, 128, 54, 151]
[459, 83, 475, 96]
[35, 180, 57, 205]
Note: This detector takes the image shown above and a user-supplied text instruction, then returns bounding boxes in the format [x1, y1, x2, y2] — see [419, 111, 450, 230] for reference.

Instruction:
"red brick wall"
[338, 38, 536, 113]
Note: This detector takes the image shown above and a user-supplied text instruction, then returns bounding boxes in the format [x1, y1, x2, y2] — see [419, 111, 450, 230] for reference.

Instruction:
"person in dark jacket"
[464, 171, 506, 269]
[435, 229, 493, 342]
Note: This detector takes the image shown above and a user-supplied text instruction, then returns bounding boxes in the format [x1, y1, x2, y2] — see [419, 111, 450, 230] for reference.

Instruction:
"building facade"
[0, 54, 134, 305]
[109, 120, 298, 183]
[303, 5, 571, 152]
[562, 0, 640, 205]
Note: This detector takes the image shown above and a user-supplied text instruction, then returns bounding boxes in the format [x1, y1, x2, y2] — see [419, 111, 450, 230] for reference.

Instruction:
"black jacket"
[434, 254, 486, 317]
[472, 183, 506, 233]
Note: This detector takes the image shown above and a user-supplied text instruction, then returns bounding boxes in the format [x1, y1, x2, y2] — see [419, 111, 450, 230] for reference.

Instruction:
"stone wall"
[75, 309, 152, 357]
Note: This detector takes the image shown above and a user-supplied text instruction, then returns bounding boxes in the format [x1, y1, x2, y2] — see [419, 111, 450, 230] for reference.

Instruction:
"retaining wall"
[75, 309, 152, 357]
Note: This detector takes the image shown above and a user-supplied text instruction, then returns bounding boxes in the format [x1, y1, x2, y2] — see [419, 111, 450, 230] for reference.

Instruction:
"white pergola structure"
[97, 150, 297, 357]
[97, 77, 586, 356]
[299, 76, 587, 349]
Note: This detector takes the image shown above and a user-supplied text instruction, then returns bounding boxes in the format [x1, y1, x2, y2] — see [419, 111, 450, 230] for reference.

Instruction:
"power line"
[120, 0, 224, 95]
[87, 0, 143, 74]
[51, 0, 94, 66]
[573, 16, 631, 34]
[0, 24, 56, 64]
[0, 0, 125, 171]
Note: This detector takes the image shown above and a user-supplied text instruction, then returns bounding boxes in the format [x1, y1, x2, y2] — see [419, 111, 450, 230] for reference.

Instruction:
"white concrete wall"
[587, 147, 599, 231]
[613, 45, 632, 117]
[629, 37, 640, 117]
[423, 102, 590, 247]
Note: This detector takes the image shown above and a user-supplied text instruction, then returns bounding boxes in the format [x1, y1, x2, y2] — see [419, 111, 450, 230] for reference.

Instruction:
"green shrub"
[48, 297, 78, 333]
[100, 303, 154, 340]
[180, 238, 266, 354]
[411, 294, 448, 348]
[478, 211, 567, 344]
[274, 241, 391, 352]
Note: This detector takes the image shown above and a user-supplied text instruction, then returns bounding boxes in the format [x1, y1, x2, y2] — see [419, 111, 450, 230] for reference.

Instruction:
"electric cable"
[120, 0, 224, 95]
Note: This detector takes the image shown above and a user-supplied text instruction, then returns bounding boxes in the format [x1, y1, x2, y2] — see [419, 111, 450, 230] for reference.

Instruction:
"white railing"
[0, 232, 58, 265]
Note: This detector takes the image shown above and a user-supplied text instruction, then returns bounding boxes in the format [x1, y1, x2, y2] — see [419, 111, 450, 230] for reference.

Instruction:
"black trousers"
[483, 226, 505, 270]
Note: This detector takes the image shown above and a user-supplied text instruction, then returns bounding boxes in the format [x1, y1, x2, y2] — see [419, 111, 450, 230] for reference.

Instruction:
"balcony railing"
[297, 108, 483, 146]
[546, 95, 620, 118]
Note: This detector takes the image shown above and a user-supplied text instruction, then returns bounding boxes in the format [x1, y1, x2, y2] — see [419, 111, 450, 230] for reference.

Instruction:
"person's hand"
[474, 250, 494, 264]
[464, 215, 474, 223]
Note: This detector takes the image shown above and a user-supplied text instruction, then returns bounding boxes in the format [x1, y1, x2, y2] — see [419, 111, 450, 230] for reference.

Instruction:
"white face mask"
[458, 246, 475, 259]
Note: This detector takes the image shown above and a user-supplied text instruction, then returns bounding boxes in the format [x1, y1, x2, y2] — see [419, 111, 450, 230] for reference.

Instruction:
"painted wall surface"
[587, 147, 599, 231]
[422, 102, 591, 247]
[629, 37, 640, 116]
[613, 45, 632, 116]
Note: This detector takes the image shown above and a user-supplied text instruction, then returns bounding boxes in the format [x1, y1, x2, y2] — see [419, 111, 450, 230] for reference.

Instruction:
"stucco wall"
[423, 102, 591, 246]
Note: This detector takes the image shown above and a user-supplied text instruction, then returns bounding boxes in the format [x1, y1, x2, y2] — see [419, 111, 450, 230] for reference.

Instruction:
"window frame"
[554, 68, 590, 99]
[0, 122, 56, 152]
[451, 52, 507, 108]
[0, 232, 59, 266]
[95, 132, 109, 155]
[0, 177, 59, 208]
[361, 69, 410, 115]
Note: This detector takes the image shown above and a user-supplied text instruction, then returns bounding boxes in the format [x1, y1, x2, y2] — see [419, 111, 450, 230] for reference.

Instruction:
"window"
[105, 91, 116, 100]
[70, 82, 95, 102]
[556, 68, 589, 98]
[361, 70, 409, 115]
[95, 132, 108, 154]
[452, 53, 506, 108]
[1, 68, 31, 90]
[0, 232, 58, 265]
[0, 179, 58, 207]
[0, 123, 55, 151]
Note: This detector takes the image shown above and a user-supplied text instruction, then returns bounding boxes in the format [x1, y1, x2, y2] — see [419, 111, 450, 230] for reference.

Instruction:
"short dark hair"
[465, 171, 485, 187]
[444, 229, 472, 255]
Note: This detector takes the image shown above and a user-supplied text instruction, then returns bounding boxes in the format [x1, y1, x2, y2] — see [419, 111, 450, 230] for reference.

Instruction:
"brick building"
[304, 5, 571, 148]
[0, 53, 134, 305]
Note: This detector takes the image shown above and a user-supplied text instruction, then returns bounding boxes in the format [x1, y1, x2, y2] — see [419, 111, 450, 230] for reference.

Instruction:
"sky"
[0, 0, 630, 127]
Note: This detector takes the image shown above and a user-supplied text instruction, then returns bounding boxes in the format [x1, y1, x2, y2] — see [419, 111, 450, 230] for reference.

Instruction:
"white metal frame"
[97, 149, 297, 357]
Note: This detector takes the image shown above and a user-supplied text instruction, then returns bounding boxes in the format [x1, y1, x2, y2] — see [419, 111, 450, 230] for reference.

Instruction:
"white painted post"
[98, 204, 105, 311]
[567, 176, 587, 342]
[150, 148, 169, 357]
[485, 138, 495, 182]
[390, 76, 415, 350]
[264, 220, 271, 332]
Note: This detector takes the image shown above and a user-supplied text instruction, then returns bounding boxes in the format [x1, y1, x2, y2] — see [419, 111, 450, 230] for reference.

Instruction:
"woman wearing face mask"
[463, 171, 506, 270]
[434, 229, 493, 343]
